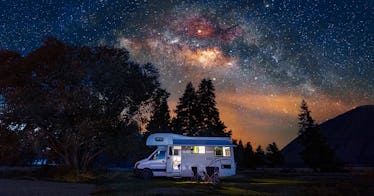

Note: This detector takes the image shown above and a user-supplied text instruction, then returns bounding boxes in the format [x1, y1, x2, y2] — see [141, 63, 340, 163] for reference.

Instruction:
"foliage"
[298, 99, 315, 136]
[195, 78, 229, 136]
[233, 140, 245, 169]
[171, 79, 230, 136]
[171, 82, 199, 135]
[265, 142, 284, 167]
[254, 145, 266, 167]
[0, 37, 160, 170]
[244, 141, 256, 169]
[0, 126, 22, 165]
[144, 88, 171, 137]
[297, 99, 342, 171]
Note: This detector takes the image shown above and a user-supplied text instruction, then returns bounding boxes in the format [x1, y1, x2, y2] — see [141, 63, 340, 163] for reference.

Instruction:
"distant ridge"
[282, 105, 374, 167]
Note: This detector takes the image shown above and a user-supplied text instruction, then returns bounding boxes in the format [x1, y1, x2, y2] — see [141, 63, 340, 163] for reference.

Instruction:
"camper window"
[169, 146, 181, 155]
[215, 147, 223, 156]
[191, 146, 205, 154]
[215, 147, 231, 157]
[151, 150, 166, 160]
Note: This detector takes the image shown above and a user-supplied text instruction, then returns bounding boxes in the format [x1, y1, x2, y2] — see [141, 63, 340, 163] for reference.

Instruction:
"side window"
[215, 147, 223, 156]
[223, 147, 231, 157]
[215, 147, 231, 157]
[191, 146, 205, 154]
[151, 150, 166, 160]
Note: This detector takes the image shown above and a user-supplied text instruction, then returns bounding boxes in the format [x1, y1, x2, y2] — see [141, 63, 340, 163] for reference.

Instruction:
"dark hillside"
[282, 105, 374, 167]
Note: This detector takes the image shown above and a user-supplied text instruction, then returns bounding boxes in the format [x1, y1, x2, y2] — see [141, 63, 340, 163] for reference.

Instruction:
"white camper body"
[134, 133, 236, 178]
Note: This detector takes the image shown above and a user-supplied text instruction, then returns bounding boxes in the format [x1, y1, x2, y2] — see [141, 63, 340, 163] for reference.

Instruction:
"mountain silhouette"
[282, 105, 374, 167]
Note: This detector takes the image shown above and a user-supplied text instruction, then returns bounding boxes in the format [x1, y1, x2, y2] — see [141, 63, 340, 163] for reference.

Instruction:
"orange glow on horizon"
[215, 92, 360, 148]
[168, 91, 359, 148]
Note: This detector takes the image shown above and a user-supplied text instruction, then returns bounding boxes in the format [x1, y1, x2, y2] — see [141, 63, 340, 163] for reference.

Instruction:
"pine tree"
[298, 99, 315, 135]
[144, 88, 171, 137]
[265, 142, 284, 167]
[297, 99, 342, 171]
[171, 82, 199, 135]
[254, 145, 266, 168]
[195, 78, 229, 136]
[244, 141, 256, 169]
[234, 140, 245, 169]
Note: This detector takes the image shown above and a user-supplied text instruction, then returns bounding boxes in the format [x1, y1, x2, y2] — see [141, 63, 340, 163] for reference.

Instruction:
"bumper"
[133, 167, 143, 176]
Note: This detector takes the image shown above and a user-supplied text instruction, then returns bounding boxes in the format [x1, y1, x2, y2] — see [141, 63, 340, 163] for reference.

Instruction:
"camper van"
[134, 133, 236, 179]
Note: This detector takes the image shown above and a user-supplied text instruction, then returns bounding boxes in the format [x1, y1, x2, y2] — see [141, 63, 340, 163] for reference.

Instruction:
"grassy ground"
[92, 170, 374, 195]
[1, 167, 373, 195]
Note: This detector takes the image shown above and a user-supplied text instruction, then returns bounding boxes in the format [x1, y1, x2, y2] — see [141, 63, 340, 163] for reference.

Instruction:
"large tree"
[0, 37, 160, 170]
[195, 78, 230, 136]
[171, 82, 199, 135]
[144, 88, 171, 137]
[297, 99, 342, 171]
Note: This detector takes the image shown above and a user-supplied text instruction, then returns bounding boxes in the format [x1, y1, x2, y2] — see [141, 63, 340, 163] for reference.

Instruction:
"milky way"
[1, 0, 373, 147]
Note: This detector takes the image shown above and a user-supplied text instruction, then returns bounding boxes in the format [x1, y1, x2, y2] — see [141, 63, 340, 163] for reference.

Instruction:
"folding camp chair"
[204, 166, 220, 184]
[191, 166, 201, 183]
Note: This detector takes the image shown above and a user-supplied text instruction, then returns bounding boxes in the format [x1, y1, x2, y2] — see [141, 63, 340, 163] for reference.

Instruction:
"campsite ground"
[1, 168, 374, 195]
[92, 169, 374, 195]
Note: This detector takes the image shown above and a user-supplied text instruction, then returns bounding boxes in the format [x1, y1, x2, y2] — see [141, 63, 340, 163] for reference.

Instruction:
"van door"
[167, 146, 182, 173]
[148, 149, 167, 176]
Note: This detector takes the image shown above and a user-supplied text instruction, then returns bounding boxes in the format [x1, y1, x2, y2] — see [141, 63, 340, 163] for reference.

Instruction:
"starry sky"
[1, 0, 373, 148]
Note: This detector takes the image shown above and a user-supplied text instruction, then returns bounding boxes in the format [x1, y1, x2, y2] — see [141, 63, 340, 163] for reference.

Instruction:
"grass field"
[92, 169, 374, 195]
[1, 167, 373, 195]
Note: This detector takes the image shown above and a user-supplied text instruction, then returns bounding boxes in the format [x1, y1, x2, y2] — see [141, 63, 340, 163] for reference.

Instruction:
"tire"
[142, 169, 153, 180]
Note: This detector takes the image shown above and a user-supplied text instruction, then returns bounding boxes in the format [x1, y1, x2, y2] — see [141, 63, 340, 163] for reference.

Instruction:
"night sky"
[1, 0, 373, 147]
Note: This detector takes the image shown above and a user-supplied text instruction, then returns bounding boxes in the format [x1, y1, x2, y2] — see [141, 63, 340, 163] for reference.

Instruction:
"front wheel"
[142, 169, 153, 180]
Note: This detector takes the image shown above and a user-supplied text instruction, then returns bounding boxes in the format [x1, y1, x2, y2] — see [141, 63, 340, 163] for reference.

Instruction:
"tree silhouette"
[233, 139, 245, 169]
[298, 99, 315, 136]
[171, 79, 230, 137]
[195, 78, 230, 136]
[144, 88, 171, 137]
[297, 99, 342, 171]
[171, 82, 199, 135]
[254, 145, 266, 167]
[0, 37, 160, 170]
[0, 126, 22, 165]
[244, 141, 256, 169]
[265, 142, 284, 167]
